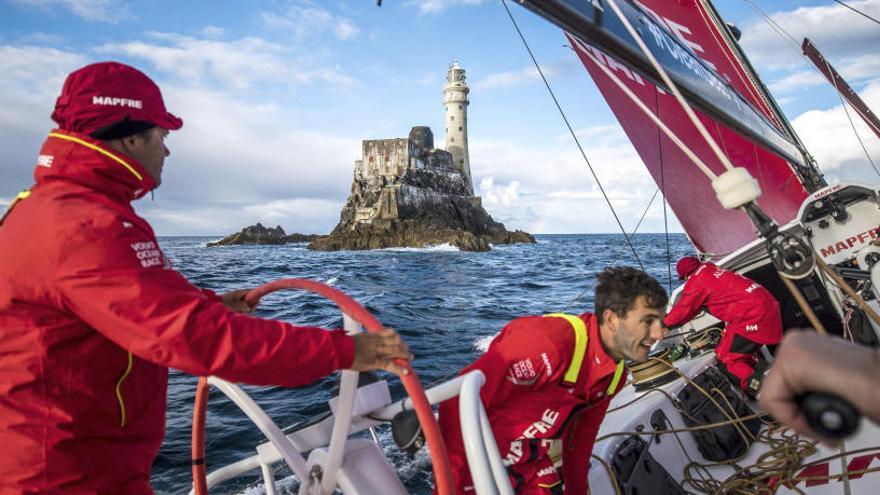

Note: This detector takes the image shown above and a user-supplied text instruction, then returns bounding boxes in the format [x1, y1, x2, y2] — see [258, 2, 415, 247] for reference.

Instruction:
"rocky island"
[207, 223, 320, 247]
[308, 63, 533, 252]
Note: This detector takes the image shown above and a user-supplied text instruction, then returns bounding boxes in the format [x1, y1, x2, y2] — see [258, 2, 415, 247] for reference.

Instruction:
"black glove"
[745, 359, 771, 400]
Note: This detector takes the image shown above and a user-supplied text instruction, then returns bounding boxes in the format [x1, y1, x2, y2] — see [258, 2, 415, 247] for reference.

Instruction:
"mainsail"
[521, 0, 813, 256]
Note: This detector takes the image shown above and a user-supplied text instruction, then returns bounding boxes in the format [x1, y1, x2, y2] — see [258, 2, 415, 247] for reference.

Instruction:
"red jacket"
[438, 313, 625, 494]
[663, 262, 781, 344]
[0, 130, 355, 494]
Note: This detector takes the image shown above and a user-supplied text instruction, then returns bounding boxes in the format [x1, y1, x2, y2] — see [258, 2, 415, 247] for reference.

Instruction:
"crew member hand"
[221, 289, 258, 314]
[758, 330, 880, 445]
[350, 328, 414, 376]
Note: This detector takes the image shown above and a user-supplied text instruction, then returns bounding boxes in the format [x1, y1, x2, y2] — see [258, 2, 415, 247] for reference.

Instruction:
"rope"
[742, 0, 880, 178]
[500, 0, 646, 272]
[628, 188, 659, 240]
[833, 0, 880, 26]
[606, 0, 735, 174]
[822, 54, 880, 179]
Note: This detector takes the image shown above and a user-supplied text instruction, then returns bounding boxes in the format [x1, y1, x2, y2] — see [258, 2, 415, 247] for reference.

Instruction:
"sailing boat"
[189, 1, 880, 493]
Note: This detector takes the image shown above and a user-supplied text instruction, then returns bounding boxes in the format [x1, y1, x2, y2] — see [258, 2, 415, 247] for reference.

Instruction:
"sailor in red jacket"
[663, 256, 783, 396]
[0, 62, 411, 494]
[438, 267, 668, 494]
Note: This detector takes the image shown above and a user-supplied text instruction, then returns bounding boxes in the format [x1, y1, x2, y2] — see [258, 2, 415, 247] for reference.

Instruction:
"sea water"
[150, 233, 692, 494]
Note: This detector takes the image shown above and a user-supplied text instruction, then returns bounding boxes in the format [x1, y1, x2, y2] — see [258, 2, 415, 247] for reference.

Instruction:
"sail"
[563, 0, 810, 256]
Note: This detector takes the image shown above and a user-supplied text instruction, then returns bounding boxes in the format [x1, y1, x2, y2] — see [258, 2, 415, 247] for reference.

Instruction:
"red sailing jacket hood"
[0, 130, 354, 493]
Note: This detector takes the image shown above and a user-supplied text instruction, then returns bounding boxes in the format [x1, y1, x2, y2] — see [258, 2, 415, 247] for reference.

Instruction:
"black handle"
[797, 392, 860, 439]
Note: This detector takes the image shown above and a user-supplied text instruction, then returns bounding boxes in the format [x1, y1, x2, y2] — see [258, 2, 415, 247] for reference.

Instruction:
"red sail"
[569, 0, 808, 256]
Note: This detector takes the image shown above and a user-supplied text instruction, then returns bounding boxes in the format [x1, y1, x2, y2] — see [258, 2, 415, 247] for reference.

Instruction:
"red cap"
[51, 61, 183, 135]
[676, 256, 701, 280]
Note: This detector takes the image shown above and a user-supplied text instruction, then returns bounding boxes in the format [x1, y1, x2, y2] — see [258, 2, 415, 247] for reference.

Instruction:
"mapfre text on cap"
[92, 96, 143, 109]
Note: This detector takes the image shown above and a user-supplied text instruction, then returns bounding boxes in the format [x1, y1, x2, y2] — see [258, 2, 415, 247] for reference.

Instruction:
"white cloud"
[200, 26, 224, 39]
[0, 45, 88, 133]
[479, 177, 520, 208]
[470, 125, 672, 233]
[472, 66, 541, 91]
[791, 81, 880, 182]
[739, 0, 880, 71]
[260, 4, 360, 41]
[405, 0, 487, 15]
[96, 33, 356, 90]
[769, 54, 880, 93]
[9, 0, 130, 22]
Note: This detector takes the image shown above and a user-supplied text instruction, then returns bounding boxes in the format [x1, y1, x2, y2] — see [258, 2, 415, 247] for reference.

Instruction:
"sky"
[1, 0, 879, 237]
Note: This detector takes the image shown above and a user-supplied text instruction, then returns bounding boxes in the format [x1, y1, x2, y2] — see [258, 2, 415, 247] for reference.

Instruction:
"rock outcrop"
[207, 223, 320, 247]
[308, 127, 534, 252]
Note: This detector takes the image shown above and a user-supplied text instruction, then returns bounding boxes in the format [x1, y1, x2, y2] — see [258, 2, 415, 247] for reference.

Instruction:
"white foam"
[474, 332, 499, 353]
[200, 238, 225, 248]
[324, 276, 339, 285]
[381, 243, 460, 252]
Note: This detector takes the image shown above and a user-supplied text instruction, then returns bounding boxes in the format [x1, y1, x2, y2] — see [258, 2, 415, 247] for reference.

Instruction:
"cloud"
[260, 3, 360, 41]
[0, 45, 88, 132]
[791, 80, 880, 182]
[472, 66, 541, 91]
[8, 0, 130, 22]
[739, 0, 880, 71]
[768, 54, 880, 93]
[200, 26, 224, 39]
[469, 125, 672, 234]
[404, 0, 487, 15]
[96, 33, 356, 90]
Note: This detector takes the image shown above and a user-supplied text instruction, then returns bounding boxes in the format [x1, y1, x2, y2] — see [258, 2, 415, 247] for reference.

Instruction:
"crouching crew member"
[663, 256, 783, 397]
[437, 267, 668, 494]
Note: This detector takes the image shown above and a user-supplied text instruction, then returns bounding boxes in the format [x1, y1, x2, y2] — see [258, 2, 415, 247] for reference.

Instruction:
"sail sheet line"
[499, 0, 646, 272]
[577, 37, 719, 182]
[607, 0, 735, 177]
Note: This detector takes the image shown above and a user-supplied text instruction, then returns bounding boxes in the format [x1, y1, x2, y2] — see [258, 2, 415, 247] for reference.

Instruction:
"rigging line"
[744, 0, 880, 176]
[499, 0, 646, 272]
[833, 0, 880, 26]
[573, 40, 718, 181]
[742, 0, 800, 49]
[655, 89, 674, 293]
[606, 0, 735, 174]
[822, 56, 880, 179]
[628, 188, 659, 240]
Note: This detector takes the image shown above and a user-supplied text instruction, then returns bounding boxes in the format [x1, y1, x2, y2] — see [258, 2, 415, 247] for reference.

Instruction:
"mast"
[803, 37, 880, 141]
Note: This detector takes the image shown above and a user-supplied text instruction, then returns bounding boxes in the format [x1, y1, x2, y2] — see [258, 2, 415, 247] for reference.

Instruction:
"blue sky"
[1, 0, 879, 236]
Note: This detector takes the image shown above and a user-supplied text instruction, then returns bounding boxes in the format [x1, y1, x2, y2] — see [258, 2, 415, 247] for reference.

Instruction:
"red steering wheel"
[190, 278, 453, 494]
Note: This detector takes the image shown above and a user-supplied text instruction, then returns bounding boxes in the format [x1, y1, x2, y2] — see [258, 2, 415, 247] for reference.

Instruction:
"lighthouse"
[443, 61, 473, 195]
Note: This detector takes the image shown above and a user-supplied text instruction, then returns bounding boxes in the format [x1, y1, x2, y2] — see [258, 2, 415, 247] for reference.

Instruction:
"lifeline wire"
[499, 0, 646, 272]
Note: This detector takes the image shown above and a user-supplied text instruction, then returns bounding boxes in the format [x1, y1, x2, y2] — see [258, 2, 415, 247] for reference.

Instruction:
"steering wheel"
[190, 278, 453, 494]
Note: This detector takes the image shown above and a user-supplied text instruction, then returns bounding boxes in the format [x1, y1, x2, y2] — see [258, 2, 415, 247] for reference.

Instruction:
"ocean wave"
[380, 243, 460, 252]
[473, 332, 499, 353]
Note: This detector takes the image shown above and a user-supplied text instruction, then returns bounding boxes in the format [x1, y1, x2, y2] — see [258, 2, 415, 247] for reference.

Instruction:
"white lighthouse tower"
[443, 61, 473, 195]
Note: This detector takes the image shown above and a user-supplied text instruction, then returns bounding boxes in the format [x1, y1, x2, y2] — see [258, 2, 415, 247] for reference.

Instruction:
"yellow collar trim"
[48, 132, 143, 181]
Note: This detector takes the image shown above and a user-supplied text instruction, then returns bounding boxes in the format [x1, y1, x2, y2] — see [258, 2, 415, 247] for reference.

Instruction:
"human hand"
[350, 328, 414, 376]
[758, 330, 880, 445]
[221, 288, 258, 313]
